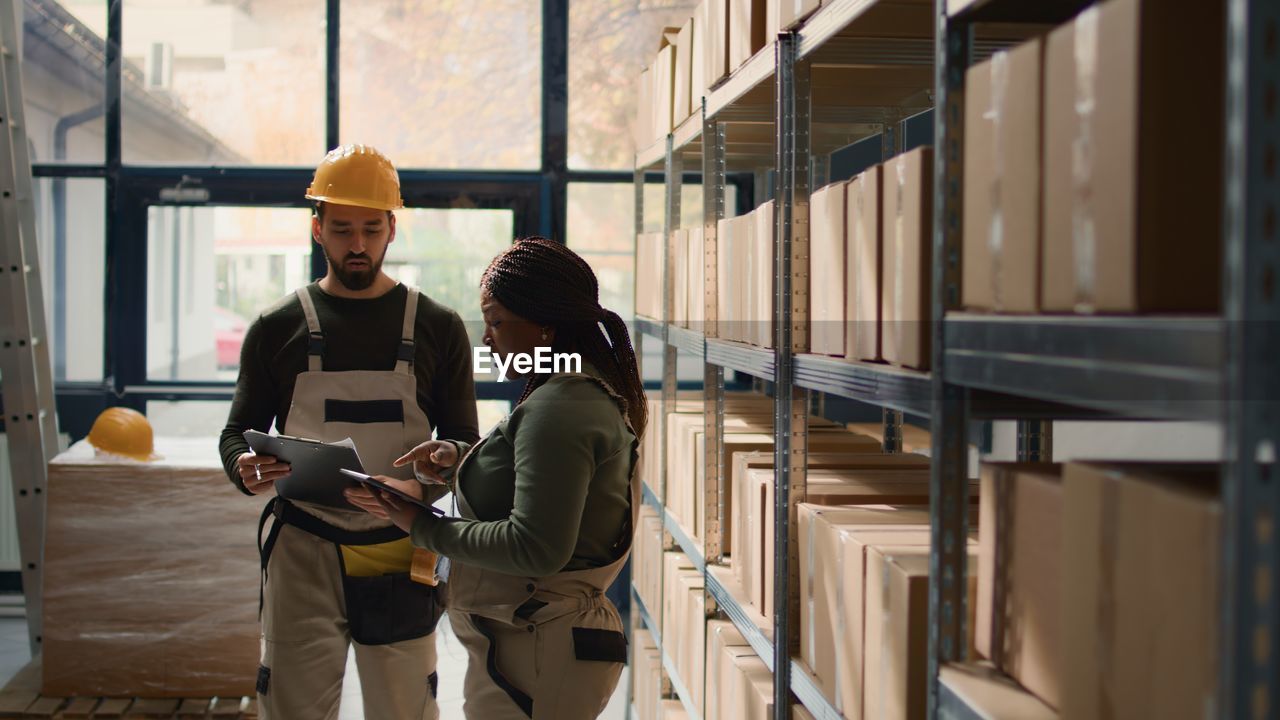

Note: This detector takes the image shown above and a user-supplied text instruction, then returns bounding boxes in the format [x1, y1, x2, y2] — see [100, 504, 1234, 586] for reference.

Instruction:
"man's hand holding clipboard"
[341, 469, 444, 532]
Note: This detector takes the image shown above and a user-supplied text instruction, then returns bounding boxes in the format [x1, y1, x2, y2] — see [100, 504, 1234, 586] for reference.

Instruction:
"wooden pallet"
[0, 658, 257, 720]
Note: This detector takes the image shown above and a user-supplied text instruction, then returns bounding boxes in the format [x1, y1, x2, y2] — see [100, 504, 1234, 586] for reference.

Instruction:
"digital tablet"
[243, 430, 364, 509]
[339, 469, 445, 515]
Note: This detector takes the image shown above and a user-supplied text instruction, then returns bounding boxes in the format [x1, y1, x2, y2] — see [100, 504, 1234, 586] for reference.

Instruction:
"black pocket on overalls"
[341, 572, 443, 645]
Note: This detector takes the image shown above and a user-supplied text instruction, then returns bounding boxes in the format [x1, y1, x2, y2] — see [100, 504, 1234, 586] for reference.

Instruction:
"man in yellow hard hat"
[219, 145, 479, 720]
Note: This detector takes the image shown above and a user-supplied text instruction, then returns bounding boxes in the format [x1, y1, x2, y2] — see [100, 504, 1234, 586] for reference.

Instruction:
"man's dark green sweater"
[218, 282, 480, 492]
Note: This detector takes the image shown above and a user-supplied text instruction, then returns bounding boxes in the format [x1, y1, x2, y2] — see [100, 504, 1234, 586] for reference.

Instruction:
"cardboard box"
[672, 229, 689, 326]
[674, 19, 694, 126]
[717, 215, 744, 342]
[707, 621, 754, 720]
[963, 39, 1044, 313]
[1062, 463, 1220, 720]
[847, 166, 882, 361]
[43, 439, 264, 697]
[635, 67, 651, 151]
[1041, 0, 1224, 312]
[751, 201, 775, 349]
[797, 505, 932, 707]
[881, 146, 933, 369]
[976, 463, 1064, 709]
[938, 664, 1060, 720]
[729, 0, 767, 72]
[768, 0, 821, 40]
[632, 628, 663, 720]
[652, 42, 676, 140]
[636, 232, 665, 320]
[661, 699, 690, 719]
[688, 225, 706, 332]
[675, 573, 707, 711]
[810, 181, 847, 356]
[691, 11, 706, 115]
[701, 0, 730, 90]
[729, 654, 774, 719]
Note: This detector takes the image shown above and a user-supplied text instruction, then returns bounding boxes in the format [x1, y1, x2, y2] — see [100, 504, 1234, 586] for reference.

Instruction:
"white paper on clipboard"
[243, 430, 366, 509]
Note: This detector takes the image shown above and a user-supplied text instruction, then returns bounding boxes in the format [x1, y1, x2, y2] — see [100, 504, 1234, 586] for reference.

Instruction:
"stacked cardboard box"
[632, 628, 664, 720]
[1062, 463, 1219, 720]
[715, 202, 775, 347]
[670, 569, 708, 711]
[729, 0, 767, 71]
[636, 232, 665, 320]
[706, 621, 756, 720]
[810, 181, 847, 356]
[938, 664, 1058, 719]
[882, 146, 933, 370]
[975, 463, 1064, 709]
[634, 503, 665, 629]
[847, 166, 883, 361]
[766, 0, 821, 41]
[43, 439, 263, 697]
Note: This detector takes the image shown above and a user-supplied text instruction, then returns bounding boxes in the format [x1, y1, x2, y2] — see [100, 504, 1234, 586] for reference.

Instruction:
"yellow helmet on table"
[305, 144, 404, 211]
[87, 407, 158, 461]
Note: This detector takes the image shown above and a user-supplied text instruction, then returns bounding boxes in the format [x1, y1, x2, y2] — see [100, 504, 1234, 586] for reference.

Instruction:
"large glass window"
[340, 0, 541, 170]
[24, 0, 108, 165]
[568, 0, 699, 170]
[34, 178, 105, 381]
[121, 0, 326, 165]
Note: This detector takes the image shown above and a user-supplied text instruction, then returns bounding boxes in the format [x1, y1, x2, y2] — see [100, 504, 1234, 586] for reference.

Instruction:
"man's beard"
[326, 248, 384, 291]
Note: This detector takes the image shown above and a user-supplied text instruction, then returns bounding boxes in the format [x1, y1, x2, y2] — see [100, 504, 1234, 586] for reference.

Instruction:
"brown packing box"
[847, 166, 882, 362]
[675, 573, 707, 711]
[716, 215, 738, 342]
[636, 232, 665, 320]
[688, 225, 706, 330]
[751, 201, 775, 348]
[707, 621, 753, 720]
[810, 181, 848, 356]
[881, 146, 933, 370]
[43, 439, 263, 697]
[939, 664, 1060, 720]
[701, 0, 730, 89]
[674, 19, 694, 126]
[768, 0, 821, 40]
[651, 40, 676, 141]
[1041, 0, 1224, 312]
[846, 421, 932, 454]
[729, 653, 774, 719]
[976, 463, 1064, 709]
[862, 549, 979, 720]
[963, 39, 1044, 313]
[757, 468, 948, 617]
[661, 699, 690, 719]
[729, 0, 767, 72]
[796, 506, 931, 708]
[690, 10, 706, 115]
[1062, 463, 1220, 720]
[631, 628, 660, 720]
[672, 228, 689, 326]
[635, 67, 651, 151]
[634, 505, 664, 631]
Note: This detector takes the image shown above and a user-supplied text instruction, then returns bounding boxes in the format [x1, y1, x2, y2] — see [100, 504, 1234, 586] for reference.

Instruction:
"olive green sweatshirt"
[411, 368, 637, 576]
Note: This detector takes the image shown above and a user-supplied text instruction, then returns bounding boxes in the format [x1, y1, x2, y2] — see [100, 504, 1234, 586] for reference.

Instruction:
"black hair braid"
[481, 237, 648, 439]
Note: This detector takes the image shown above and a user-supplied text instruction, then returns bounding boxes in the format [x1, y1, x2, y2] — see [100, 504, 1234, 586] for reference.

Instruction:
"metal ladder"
[0, 0, 59, 656]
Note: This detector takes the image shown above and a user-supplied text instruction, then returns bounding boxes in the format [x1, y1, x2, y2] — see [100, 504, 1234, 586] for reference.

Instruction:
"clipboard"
[339, 469, 446, 516]
[243, 430, 364, 509]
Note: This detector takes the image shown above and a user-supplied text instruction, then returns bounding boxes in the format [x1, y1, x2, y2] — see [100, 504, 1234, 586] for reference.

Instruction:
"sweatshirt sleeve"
[410, 379, 613, 576]
[218, 316, 279, 494]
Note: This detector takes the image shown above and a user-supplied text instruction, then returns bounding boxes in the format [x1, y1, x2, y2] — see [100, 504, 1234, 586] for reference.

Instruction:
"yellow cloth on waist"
[340, 537, 414, 576]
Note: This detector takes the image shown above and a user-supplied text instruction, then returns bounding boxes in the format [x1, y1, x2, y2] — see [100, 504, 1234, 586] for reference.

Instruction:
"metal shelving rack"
[633, 0, 1278, 718]
[928, 0, 1280, 718]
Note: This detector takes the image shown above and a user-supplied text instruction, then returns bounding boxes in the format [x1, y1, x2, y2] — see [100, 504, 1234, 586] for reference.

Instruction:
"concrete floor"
[0, 595, 629, 719]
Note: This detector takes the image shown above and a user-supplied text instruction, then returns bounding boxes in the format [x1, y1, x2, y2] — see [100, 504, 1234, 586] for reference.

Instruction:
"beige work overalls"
[445, 374, 639, 719]
[257, 286, 441, 720]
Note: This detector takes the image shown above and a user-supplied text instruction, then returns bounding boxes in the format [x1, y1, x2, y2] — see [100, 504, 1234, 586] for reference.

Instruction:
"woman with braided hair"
[345, 237, 645, 718]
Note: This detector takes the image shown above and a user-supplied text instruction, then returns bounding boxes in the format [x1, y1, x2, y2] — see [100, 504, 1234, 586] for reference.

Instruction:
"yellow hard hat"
[87, 407, 157, 462]
[305, 144, 404, 211]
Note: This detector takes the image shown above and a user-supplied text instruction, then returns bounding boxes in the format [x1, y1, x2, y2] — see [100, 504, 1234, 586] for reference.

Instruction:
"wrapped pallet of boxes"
[728, 0, 767, 71]
[938, 664, 1059, 720]
[632, 628, 664, 720]
[1062, 463, 1220, 720]
[706, 620, 754, 720]
[964, 38, 1044, 313]
[863, 549, 979, 720]
[976, 463, 1065, 709]
[750, 201, 774, 348]
[1042, 0, 1224, 313]
[810, 181, 847, 356]
[43, 439, 264, 697]
[847, 165, 883, 361]
[882, 146, 933, 370]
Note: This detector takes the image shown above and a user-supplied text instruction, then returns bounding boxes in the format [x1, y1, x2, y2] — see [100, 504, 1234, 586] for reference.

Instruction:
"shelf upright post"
[661, 134, 681, 518]
[1219, 0, 1280, 716]
[928, 1, 973, 717]
[774, 31, 810, 720]
[1015, 420, 1053, 462]
[703, 101, 728, 566]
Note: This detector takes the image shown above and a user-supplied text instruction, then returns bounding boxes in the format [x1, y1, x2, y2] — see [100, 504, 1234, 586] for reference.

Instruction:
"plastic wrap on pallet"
[42, 439, 266, 698]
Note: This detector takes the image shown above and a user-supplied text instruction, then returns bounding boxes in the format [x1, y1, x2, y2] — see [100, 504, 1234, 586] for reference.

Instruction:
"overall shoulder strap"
[396, 287, 420, 376]
[295, 287, 323, 372]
